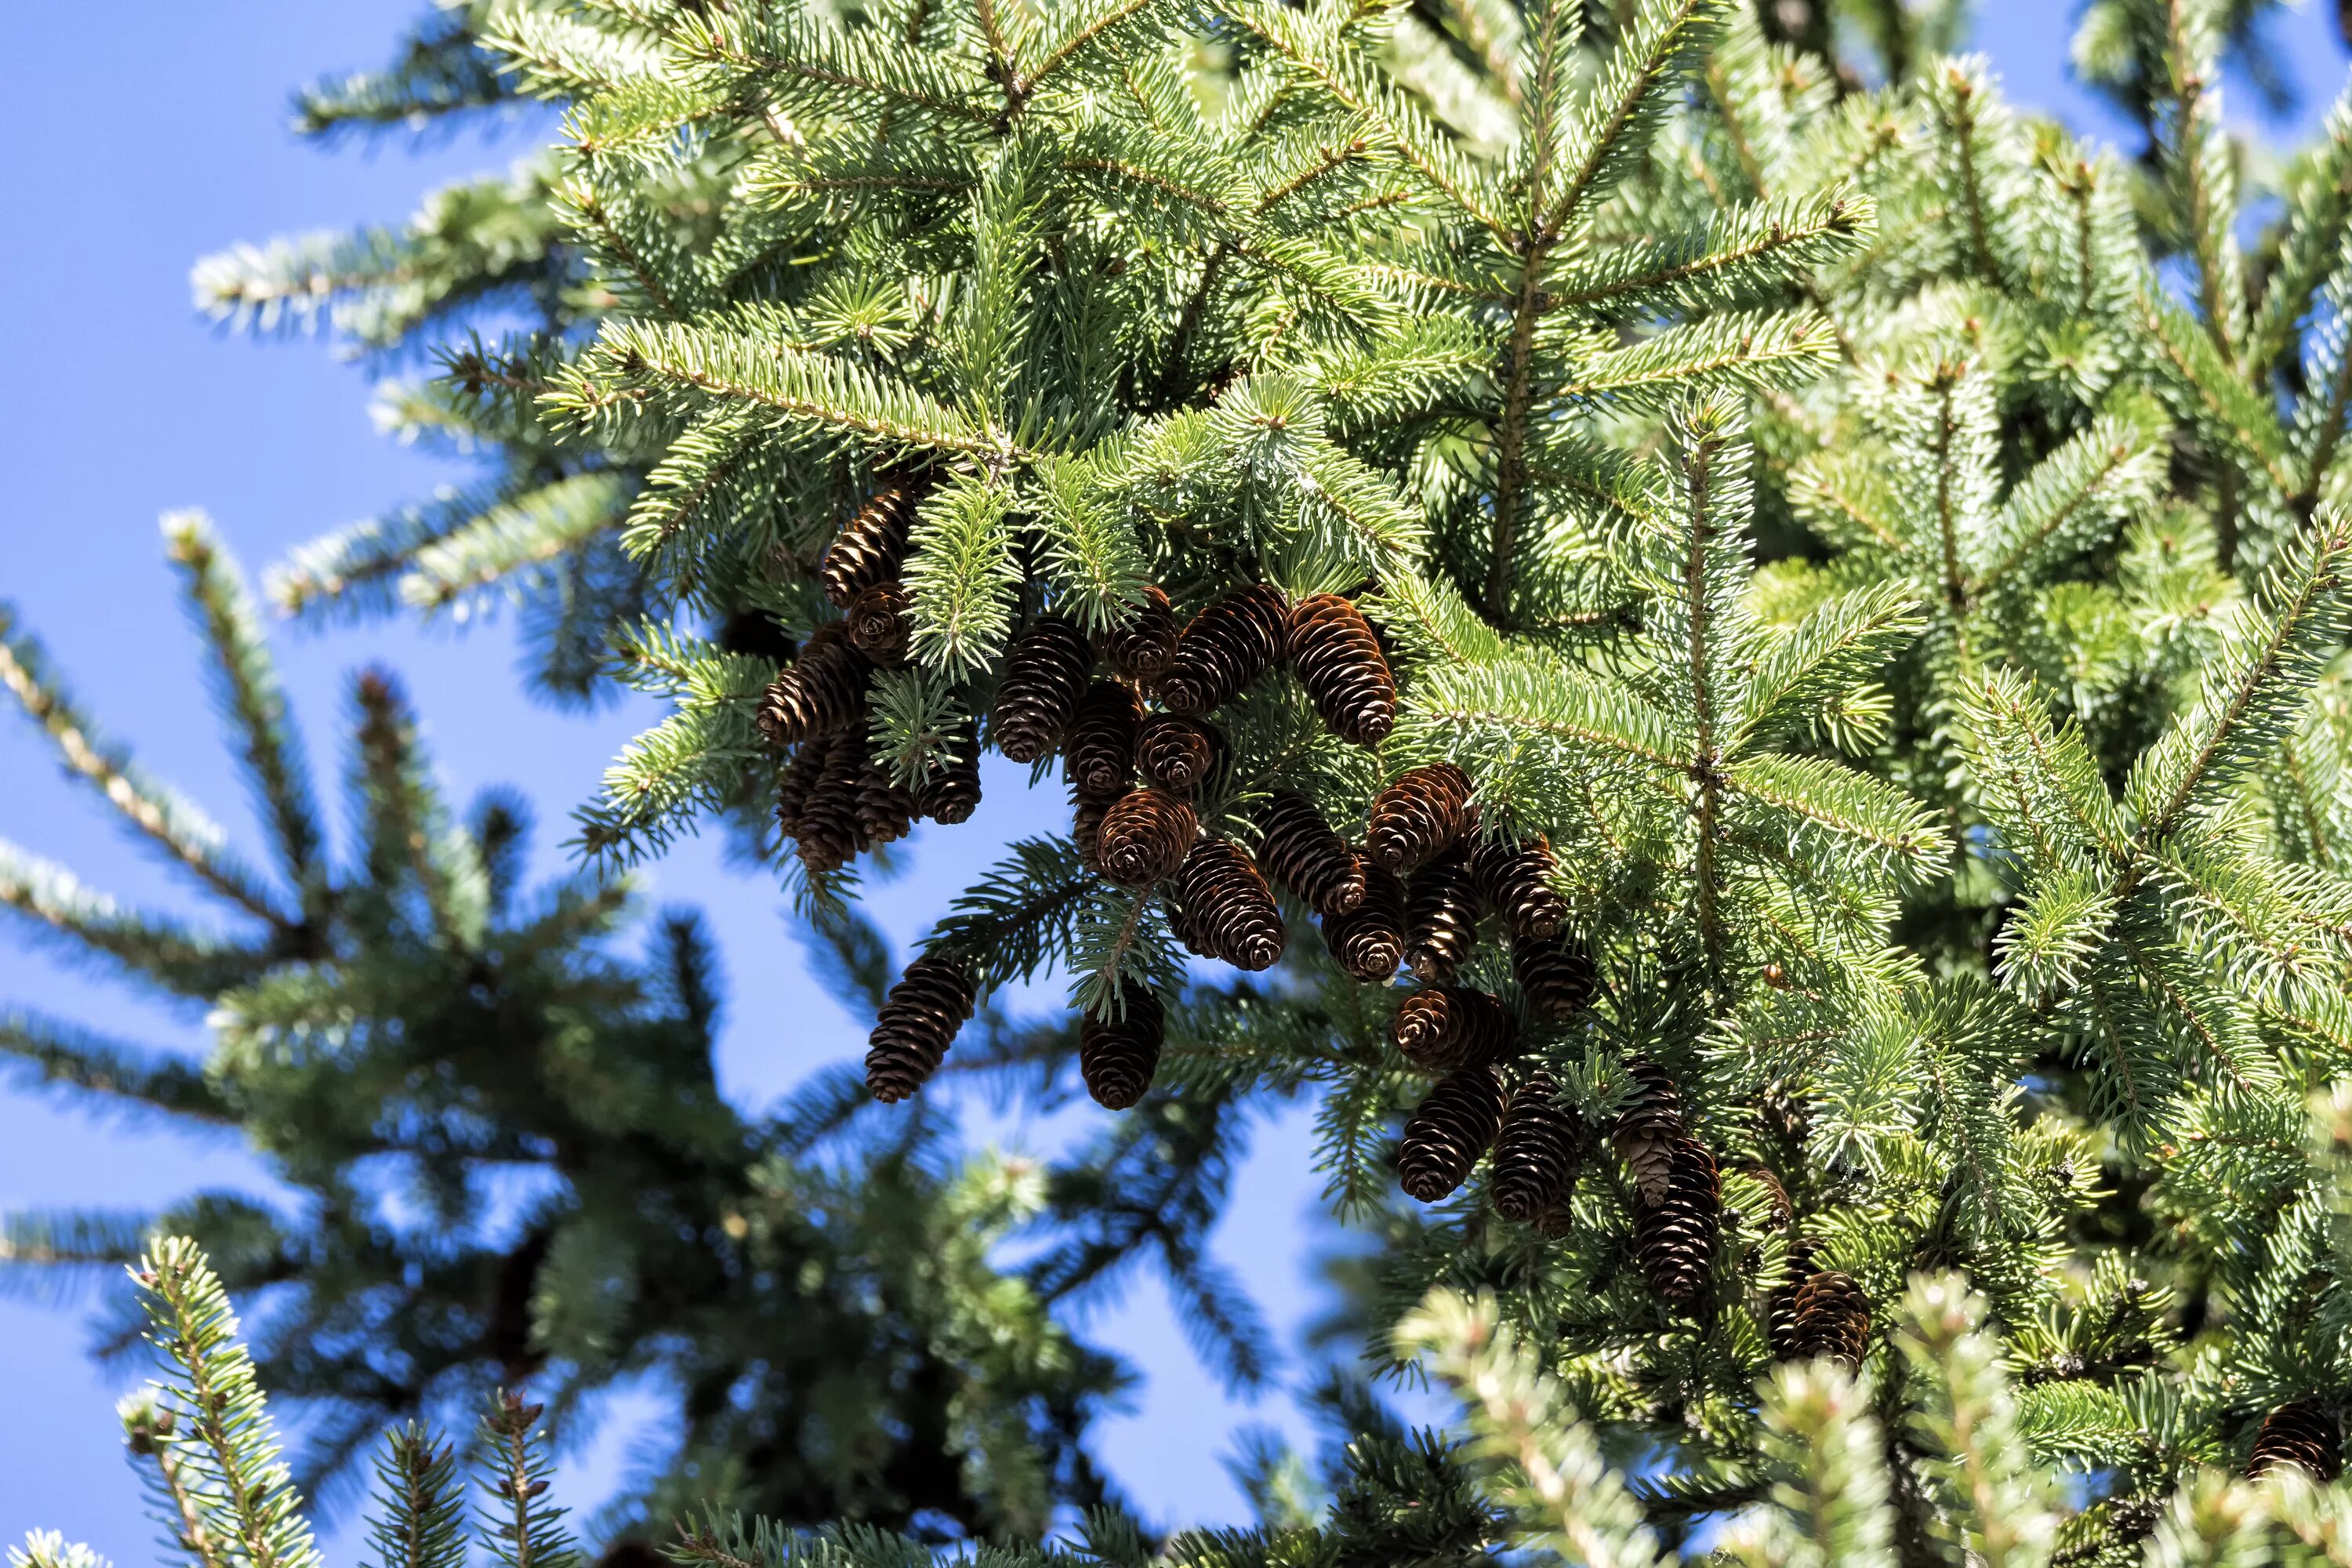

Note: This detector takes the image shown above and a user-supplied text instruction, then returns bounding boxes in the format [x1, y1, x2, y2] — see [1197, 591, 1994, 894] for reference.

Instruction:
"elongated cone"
[1065, 680, 1143, 800]
[865, 953, 976, 1102]
[1322, 862, 1405, 982]
[757, 624, 869, 746]
[991, 618, 1092, 764]
[1490, 1073, 1581, 1225]
[1391, 985, 1518, 1073]
[1469, 833, 1567, 939]
[1513, 932, 1596, 1022]
[1399, 1066, 1505, 1202]
[1367, 763, 1474, 875]
[1632, 1134, 1719, 1305]
[1256, 792, 1366, 916]
[1100, 584, 1178, 680]
[912, 719, 982, 824]
[1098, 787, 1197, 887]
[1079, 982, 1165, 1109]
[821, 477, 927, 609]
[796, 728, 868, 873]
[1773, 1271, 1871, 1367]
[1287, 593, 1396, 745]
[1171, 837, 1284, 971]
[1612, 1059, 1684, 1207]
[1403, 847, 1480, 983]
[1159, 585, 1286, 714]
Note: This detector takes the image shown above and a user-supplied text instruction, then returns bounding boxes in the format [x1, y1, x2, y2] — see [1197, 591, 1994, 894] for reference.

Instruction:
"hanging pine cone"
[1469, 833, 1568, 939]
[1098, 787, 1197, 887]
[821, 476, 927, 609]
[1321, 862, 1405, 982]
[991, 617, 1094, 764]
[1078, 982, 1165, 1110]
[1513, 932, 1597, 1022]
[865, 953, 976, 1102]
[1287, 593, 1396, 746]
[1100, 584, 1178, 680]
[2248, 1400, 2343, 1481]
[1135, 713, 1222, 794]
[775, 732, 830, 842]
[1073, 791, 1110, 873]
[1064, 680, 1143, 800]
[1399, 1065, 1506, 1203]
[1367, 762, 1475, 875]
[1612, 1059, 1686, 1207]
[795, 730, 868, 873]
[857, 755, 917, 844]
[1744, 1161, 1794, 1230]
[1173, 837, 1286, 971]
[1392, 986, 1518, 1073]
[1773, 1271, 1871, 1367]
[1256, 792, 1366, 916]
[1403, 846, 1481, 983]
[757, 624, 870, 746]
[1632, 1134, 1719, 1305]
[1490, 1073, 1581, 1225]
[911, 719, 982, 825]
[846, 580, 913, 666]
[1158, 584, 1287, 715]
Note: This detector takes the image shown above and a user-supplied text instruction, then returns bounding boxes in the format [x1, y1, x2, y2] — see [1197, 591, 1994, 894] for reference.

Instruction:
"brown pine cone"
[1773, 1271, 1871, 1367]
[1391, 985, 1518, 1073]
[1098, 787, 1197, 887]
[757, 624, 871, 747]
[822, 477, 927, 609]
[1172, 837, 1285, 971]
[2249, 1400, 2343, 1481]
[846, 580, 913, 666]
[1135, 713, 1222, 794]
[1632, 1134, 1719, 1305]
[865, 952, 976, 1102]
[1612, 1059, 1686, 1207]
[991, 618, 1094, 763]
[1065, 680, 1143, 800]
[1321, 862, 1405, 982]
[795, 729, 868, 873]
[1469, 833, 1568, 939]
[1158, 584, 1287, 715]
[1744, 1161, 1795, 1230]
[912, 719, 982, 824]
[1073, 791, 1110, 873]
[1513, 932, 1597, 1022]
[1491, 1072, 1581, 1225]
[857, 755, 917, 844]
[1399, 1065, 1505, 1203]
[1287, 593, 1396, 746]
[1100, 584, 1178, 680]
[1403, 847, 1481, 984]
[1078, 982, 1165, 1110]
[1367, 762, 1475, 875]
[1256, 792, 1367, 916]
[775, 733, 830, 842]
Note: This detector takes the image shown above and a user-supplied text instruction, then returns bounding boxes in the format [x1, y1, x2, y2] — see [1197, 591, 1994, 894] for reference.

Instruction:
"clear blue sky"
[0, 1, 2341, 1562]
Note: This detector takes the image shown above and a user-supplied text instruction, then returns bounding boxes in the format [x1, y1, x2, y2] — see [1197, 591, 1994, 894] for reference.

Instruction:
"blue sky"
[0, 0, 2343, 1562]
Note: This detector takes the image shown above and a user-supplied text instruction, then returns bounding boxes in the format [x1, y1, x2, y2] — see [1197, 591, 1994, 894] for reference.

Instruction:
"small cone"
[1491, 1073, 1581, 1225]
[1065, 680, 1144, 800]
[1321, 862, 1405, 982]
[821, 477, 927, 609]
[1632, 1134, 1719, 1305]
[1256, 792, 1367, 916]
[991, 618, 1093, 763]
[1135, 713, 1222, 794]
[757, 624, 870, 746]
[1469, 833, 1568, 939]
[1158, 584, 1287, 715]
[865, 953, 976, 1102]
[846, 580, 913, 666]
[1773, 1270, 1871, 1367]
[1171, 837, 1285, 971]
[1286, 593, 1396, 745]
[1391, 985, 1518, 1073]
[1403, 847, 1481, 983]
[1611, 1059, 1685, 1207]
[911, 719, 982, 824]
[1367, 763, 1475, 876]
[1399, 1066, 1506, 1202]
[1079, 982, 1165, 1109]
[2249, 1400, 2343, 1481]
[1513, 932, 1596, 1022]
[1098, 787, 1198, 887]
[1100, 584, 1178, 680]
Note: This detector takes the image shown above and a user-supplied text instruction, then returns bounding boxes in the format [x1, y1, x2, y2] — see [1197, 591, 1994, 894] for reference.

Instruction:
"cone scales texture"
[1287, 593, 1396, 745]
[1469, 834, 1568, 939]
[1172, 837, 1284, 970]
[1613, 1060, 1686, 1207]
[1256, 792, 1367, 916]
[1391, 985, 1518, 1073]
[911, 720, 982, 824]
[1098, 787, 1196, 886]
[758, 625, 869, 747]
[1632, 1135, 1719, 1304]
[1490, 1073, 1581, 1225]
[1399, 1066, 1505, 1202]
[2248, 1401, 2343, 1481]
[1158, 585, 1286, 715]
[846, 581, 913, 666]
[1322, 862, 1406, 982]
[1135, 713, 1220, 793]
[1079, 983, 1165, 1110]
[1367, 764, 1475, 875]
[1099, 585, 1178, 680]
[1513, 932, 1597, 1022]
[1403, 847, 1481, 983]
[866, 953, 976, 1102]
[991, 619, 1093, 763]
[1065, 680, 1143, 800]
[820, 477, 926, 608]
[1773, 1271, 1871, 1367]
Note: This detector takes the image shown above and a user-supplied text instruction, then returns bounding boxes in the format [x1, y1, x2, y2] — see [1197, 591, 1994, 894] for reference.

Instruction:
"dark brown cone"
[1399, 1065, 1506, 1203]
[1257, 792, 1367, 916]
[846, 580, 913, 666]
[1391, 986, 1518, 1073]
[912, 720, 982, 824]
[775, 734, 830, 842]
[1632, 1134, 1719, 1305]
[856, 756, 917, 844]
[1065, 680, 1143, 800]
[1774, 1271, 1871, 1367]
[1491, 1073, 1581, 1225]
[1321, 862, 1405, 982]
[1078, 982, 1165, 1110]
[1098, 787, 1197, 887]
[822, 477, 926, 609]
[1744, 1162, 1794, 1229]
[1073, 792, 1109, 873]
[1367, 763, 1475, 875]
[2249, 1400, 2343, 1481]
[1469, 833, 1568, 940]
[1403, 847, 1481, 984]
[795, 730, 867, 873]
[991, 618, 1094, 764]
[1100, 585, 1178, 681]
[865, 953, 976, 1102]
[1513, 932, 1597, 1022]
[1135, 713, 1222, 794]
[1158, 584, 1287, 715]
[757, 624, 870, 747]
[1173, 837, 1286, 971]
[1612, 1059, 1686, 1207]
[1287, 593, 1396, 746]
